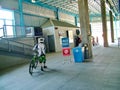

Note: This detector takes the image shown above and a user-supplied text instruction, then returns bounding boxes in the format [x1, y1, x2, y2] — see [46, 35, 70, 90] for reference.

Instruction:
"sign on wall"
[62, 47, 70, 56]
[61, 37, 69, 48]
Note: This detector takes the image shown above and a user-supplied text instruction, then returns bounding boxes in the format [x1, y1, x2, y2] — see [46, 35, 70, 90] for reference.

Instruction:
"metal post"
[75, 16, 78, 26]
[3, 19, 7, 37]
[56, 8, 60, 21]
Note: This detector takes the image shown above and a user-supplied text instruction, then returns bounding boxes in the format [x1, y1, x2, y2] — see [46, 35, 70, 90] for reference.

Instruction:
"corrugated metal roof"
[24, 0, 119, 17]
[42, 19, 78, 28]
[52, 19, 78, 28]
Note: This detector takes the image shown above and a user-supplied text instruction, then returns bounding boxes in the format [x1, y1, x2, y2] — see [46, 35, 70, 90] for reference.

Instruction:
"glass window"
[5, 20, 13, 36]
[0, 9, 14, 37]
[0, 9, 13, 19]
[0, 20, 4, 37]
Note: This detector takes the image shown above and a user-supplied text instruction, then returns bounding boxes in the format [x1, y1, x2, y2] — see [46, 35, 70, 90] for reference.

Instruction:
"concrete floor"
[0, 43, 120, 90]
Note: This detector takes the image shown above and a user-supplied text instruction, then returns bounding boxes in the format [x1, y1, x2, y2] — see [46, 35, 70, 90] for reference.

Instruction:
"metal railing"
[0, 37, 33, 56]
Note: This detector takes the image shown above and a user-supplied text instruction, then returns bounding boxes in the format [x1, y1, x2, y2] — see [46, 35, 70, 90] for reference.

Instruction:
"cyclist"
[33, 38, 47, 71]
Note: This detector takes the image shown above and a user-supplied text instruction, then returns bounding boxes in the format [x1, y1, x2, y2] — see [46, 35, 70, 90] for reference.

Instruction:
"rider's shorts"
[39, 54, 46, 63]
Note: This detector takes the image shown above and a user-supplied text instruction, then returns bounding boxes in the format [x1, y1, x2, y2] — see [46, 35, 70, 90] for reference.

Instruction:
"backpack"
[78, 38, 82, 43]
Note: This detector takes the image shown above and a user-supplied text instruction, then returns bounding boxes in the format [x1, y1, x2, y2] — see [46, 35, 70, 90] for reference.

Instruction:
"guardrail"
[0, 37, 33, 56]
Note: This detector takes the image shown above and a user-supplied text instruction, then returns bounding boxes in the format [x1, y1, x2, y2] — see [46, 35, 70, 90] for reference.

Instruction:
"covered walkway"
[0, 43, 120, 90]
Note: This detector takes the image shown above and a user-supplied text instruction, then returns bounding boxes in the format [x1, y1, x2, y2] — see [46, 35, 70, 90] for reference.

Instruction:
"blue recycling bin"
[72, 47, 84, 62]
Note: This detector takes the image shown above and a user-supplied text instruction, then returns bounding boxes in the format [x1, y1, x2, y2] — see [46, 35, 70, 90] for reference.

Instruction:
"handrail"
[1, 36, 33, 47]
[0, 37, 33, 56]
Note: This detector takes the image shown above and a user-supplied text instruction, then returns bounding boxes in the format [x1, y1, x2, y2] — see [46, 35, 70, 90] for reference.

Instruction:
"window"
[0, 20, 4, 37]
[0, 9, 14, 37]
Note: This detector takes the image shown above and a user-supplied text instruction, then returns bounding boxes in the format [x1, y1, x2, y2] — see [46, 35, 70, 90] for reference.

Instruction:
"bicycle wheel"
[34, 59, 38, 69]
[29, 60, 34, 75]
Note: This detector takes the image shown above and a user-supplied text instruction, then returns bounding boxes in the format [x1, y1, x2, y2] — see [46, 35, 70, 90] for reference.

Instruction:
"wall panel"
[59, 12, 75, 25]
[23, 3, 56, 19]
[0, 0, 18, 10]
[24, 15, 47, 26]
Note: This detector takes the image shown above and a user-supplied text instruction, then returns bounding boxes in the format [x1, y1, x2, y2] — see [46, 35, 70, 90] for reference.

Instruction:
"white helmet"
[38, 38, 44, 43]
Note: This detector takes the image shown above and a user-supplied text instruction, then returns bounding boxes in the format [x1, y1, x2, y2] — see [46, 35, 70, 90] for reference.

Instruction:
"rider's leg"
[43, 55, 47, 68]
[38, 56, 44, 71]
[37, 51, 45, 71]
[43, 61, 47, 68]
[40, 62, 44, 71]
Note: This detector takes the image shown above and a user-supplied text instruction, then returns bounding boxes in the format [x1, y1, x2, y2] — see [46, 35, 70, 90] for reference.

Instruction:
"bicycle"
[29, 54, 46, 75]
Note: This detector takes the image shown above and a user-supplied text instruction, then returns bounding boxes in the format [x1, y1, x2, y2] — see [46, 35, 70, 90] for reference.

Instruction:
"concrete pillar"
[78, 0, 92, 59]
[100, 0, 108, 47]
[109, 11, 114, 42]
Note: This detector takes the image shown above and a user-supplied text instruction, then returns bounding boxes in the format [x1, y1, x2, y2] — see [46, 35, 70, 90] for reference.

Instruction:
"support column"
[78, 0, 92, 59]
[109, 11, 114, 42]
[18, 0, 25, 36]
[100, 0, 108, 47]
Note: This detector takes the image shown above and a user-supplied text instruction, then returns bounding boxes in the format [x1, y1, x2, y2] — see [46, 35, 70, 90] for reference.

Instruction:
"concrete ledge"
[0, 51, 32, 70]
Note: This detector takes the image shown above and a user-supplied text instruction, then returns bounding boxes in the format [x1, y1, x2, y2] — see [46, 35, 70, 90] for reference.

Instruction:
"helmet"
[38, 38, 44, 43]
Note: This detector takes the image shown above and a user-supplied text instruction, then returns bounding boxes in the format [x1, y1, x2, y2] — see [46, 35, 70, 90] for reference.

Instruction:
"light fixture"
[31, 0, 35, 3]
[31, 0, 39, 3]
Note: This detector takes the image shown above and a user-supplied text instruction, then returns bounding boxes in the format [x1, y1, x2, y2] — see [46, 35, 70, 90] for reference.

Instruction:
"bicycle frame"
[29, 54, 46, 75]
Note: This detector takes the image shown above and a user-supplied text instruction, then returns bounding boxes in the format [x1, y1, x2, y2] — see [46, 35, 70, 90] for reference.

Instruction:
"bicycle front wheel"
[29, 60, 34, 75]
[34, 60, 38, 69]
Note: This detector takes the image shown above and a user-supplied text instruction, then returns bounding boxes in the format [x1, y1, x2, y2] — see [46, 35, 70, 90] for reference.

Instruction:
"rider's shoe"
[41, 66, 44, 71]
[44, 66, 47, 68]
